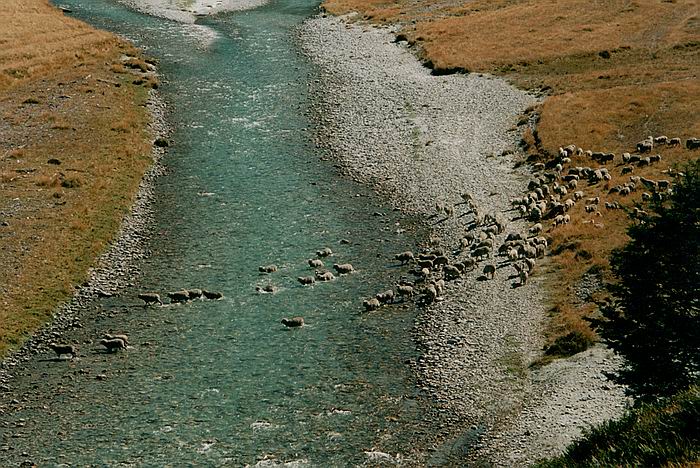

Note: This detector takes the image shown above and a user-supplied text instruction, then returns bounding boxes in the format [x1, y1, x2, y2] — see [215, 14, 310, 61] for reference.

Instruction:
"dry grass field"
[0, 1, 154, 356]
[323, 0, 700, 351]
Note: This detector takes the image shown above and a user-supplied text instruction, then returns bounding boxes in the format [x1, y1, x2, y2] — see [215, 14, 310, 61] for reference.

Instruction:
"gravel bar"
[299, 14, 630, 465]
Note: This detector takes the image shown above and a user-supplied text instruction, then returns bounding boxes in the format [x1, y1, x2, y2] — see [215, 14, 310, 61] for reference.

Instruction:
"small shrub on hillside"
[595, 159, 700, 401]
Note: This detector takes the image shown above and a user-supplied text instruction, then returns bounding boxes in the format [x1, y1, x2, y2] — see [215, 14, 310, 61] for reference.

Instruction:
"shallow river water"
[0, 0, 437, 465]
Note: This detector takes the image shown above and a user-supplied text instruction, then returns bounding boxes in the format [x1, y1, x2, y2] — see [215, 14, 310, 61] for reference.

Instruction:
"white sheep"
[315, 271, 335, 282]
[258, 264, 278, 273]
[103, 333, 129, 346]
[308, 258, 324, 268]
[363, 298, 381, 311]
[529, 223, 543, 236]
[525, 258, 536, 273]
[297, 276, 316, 286]
[333, 263, 354, 275]
[316, 247, 333, 258]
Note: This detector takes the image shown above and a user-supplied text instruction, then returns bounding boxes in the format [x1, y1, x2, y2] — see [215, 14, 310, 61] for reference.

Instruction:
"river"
[1, 0, 436, 465]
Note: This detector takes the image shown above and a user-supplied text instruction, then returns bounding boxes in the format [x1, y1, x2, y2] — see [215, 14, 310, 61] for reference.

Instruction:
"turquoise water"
[1, 1, 436, 465]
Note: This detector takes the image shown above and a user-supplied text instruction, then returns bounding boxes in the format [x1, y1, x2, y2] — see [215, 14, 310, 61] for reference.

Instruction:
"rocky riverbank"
[299, 14, 630, 465]
[0, 90, 169, 394]
[117, 0, 269, 23]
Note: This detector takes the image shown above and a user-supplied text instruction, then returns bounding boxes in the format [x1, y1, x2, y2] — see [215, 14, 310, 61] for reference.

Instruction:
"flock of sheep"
[46, 289, 225, 360]
[46, 135, 697, 359]
[358, 134, 697, 312]
[48, 333, 130, 360]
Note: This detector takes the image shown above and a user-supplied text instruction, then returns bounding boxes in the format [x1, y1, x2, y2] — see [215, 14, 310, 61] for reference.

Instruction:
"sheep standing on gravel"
[443, 265, 461, 281]
[422, 284, 437, 304]
[519, 270, 529, 286]
[483, 264, 496, 279]
[100, 338, 127, 352]
[397, 284, 414, 301]
[49, 343, 76, 359]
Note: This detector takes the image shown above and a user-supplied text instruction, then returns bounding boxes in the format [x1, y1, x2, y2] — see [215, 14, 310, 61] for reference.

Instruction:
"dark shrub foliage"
[596, 159, 700, 401]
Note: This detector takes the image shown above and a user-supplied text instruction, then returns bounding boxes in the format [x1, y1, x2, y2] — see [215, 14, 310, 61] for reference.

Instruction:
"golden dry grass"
[323, 0, 700, 352]
[0, 0, 153, 356]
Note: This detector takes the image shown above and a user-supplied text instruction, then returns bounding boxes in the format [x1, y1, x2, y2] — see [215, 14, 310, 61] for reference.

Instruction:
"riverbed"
[0, 0, 439, 465]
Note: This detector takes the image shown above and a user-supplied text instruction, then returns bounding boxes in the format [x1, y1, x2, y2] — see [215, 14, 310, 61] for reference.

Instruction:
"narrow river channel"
[1, 0, 439, 465]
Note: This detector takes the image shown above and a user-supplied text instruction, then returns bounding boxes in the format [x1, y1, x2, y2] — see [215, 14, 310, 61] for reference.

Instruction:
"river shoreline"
[117, 0, 269, 23]
[0, 90, 169, 392]
[299, 14, 630, 465]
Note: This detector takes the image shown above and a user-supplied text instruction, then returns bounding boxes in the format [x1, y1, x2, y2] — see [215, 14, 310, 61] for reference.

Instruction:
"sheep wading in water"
[363, 297, 381, 311]
[258, 264, 278, 273]
[281, 317, 304, 328]
[333, 263, 354, 275]
[138, 292, 162, 306]
[167, 290, 190, 303]
[297, 276, 316, 286]
[100, 338, 127, 352]
[316, 247, 333, 258]
[49, 343, 77, 359]
[202, 290, 224, 300]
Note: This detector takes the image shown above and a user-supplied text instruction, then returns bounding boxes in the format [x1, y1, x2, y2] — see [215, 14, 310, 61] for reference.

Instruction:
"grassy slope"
[321, 0, 700, 349]
[0, 1, 153, 356]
